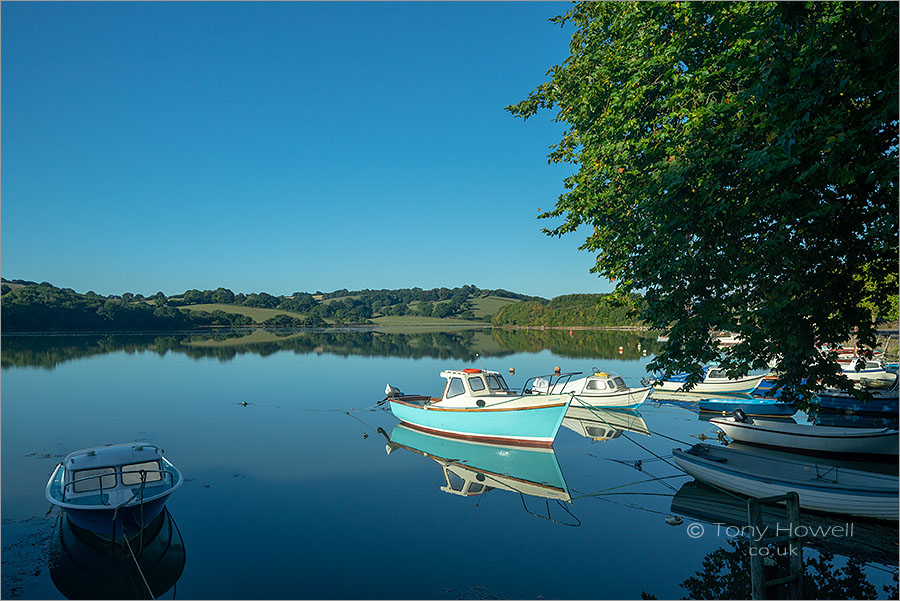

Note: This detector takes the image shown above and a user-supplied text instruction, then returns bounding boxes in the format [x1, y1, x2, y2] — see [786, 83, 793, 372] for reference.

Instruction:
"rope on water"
[122, 531, 156, 600]
[569, 473, 688, 501]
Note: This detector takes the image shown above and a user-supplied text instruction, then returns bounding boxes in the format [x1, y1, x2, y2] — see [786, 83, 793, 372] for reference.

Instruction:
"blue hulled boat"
[385, 369, 571, 447]
[698, 395, 796, 417]
[45, 443, 183, 539]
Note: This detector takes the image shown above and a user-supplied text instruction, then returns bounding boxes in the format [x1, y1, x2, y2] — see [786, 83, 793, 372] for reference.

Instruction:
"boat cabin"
[440, 464, 492, 497]
[437, 369, 516, 407]
[60, 443, 171, 506]
[582, 371, 629, 393]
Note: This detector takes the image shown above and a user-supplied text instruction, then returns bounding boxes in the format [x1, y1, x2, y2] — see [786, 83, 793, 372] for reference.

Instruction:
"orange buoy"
[462, 368, 482, 374]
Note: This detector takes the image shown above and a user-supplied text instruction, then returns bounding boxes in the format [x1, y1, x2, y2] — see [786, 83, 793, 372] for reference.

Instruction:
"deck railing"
[521, 371, 582, 395]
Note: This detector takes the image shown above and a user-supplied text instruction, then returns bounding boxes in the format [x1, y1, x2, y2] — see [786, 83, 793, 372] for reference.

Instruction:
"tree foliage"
[493, 293, 645, 327]
[509, 2, 899, 400]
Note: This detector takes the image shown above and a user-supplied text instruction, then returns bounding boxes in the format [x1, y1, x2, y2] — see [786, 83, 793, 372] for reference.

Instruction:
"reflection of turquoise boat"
[387, 423, 570, 501]
[386, 369, 570, 447]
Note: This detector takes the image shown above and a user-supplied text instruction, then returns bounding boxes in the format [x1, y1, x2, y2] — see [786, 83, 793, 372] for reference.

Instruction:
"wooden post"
[786, 492, 803, 600]
[748, 498, 764, 600]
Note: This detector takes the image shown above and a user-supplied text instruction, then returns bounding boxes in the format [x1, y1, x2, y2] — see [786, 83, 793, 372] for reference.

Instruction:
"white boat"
[840, 358, 897, 387]
[45, 443, 184, 539]
[532, 369, 651, 409]
[709, 416, 899, 456]
[385, 368, 571, 447]
[651, 366, 767, 394]
[672, 443, 898, 520]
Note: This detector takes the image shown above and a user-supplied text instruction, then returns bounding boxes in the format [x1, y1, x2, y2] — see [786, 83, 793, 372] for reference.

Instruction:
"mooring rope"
[122, 531, 156, 600]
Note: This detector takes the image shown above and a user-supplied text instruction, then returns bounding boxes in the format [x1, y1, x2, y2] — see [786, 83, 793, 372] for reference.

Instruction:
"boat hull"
[570, 386, 652, 409]
[813, 393, 899, 414]
[63, 496, 172, 539]
[711, 418, 899, 456]
[388, 397, 570, 447]
[653, 374, 766, 394]
[672, 445, 898, 520]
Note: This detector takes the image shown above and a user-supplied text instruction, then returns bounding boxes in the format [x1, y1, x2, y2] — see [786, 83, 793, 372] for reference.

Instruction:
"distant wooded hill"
[0, 279, 643, 333]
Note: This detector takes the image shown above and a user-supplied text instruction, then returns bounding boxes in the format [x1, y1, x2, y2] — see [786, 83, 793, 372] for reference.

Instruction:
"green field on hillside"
[370, 315, 479, 327]
[470, 295, 519, 319]
[181, 303, 304, 323]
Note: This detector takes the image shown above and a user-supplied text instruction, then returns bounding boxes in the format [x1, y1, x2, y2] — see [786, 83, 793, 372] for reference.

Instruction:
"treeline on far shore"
[0, 279, 647, 333]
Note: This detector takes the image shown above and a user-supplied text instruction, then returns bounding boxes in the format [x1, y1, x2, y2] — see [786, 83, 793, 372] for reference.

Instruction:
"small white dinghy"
[672, 443, 898, 520]
[710, 414, 899, 456]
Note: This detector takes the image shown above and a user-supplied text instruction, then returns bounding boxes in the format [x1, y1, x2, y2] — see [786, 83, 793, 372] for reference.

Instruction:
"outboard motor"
[732, 408, 748, 423]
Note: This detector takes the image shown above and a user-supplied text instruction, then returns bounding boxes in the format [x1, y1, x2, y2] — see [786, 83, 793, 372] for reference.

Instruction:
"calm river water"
[2, 329, 896, 599]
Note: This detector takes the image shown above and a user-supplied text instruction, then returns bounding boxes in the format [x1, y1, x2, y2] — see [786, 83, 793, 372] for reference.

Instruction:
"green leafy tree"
[509, 2, 899, 400]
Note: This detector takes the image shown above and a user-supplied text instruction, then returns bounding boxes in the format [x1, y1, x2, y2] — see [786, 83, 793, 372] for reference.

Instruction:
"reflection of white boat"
[814, 376, 900, 414]
[385, 369, 570, 447]
[561, 406, 650, 441]
[45, 443, 184, 539]
[671, 481, 897, 566]
[533, 369, 651, 409]
[50, 508, 186, 599]
[651, 366, 767, 394]
[710, 416, 899, 456]
[386, 423, 570, 502]
[672, 443, 898, 520]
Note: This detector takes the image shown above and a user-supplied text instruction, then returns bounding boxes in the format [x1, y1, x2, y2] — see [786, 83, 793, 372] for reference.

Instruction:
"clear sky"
[2, 1, 613, 300]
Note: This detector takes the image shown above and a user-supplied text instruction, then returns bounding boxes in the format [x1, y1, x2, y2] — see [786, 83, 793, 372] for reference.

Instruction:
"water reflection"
[49, 508, 186, 599]
[561, 407, 650, 441]
[383, 423, 571, 503]
[669, 481, 898, 600]
[1, 329, 663, 370]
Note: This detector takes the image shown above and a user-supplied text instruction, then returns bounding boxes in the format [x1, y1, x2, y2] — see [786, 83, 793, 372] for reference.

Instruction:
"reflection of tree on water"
[491, 328, 662, 359]
[647, 537, 897, 600]
[2, 328, 662, 369]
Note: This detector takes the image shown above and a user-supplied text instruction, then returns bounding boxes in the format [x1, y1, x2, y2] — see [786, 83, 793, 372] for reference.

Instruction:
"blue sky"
[2, 2, 612, 299]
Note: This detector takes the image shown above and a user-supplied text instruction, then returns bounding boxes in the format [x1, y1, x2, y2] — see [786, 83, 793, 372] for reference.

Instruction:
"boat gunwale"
[389, 397, 569, 413]
[710, 418, 897, 440]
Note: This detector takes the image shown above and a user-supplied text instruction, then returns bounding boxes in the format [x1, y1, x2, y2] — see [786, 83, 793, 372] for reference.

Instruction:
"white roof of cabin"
[65, 443, 164, 472]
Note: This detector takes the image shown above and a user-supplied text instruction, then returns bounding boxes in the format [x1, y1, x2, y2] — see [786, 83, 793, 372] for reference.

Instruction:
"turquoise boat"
[385, 369, 571, 447]
[387, 423, 570, 501]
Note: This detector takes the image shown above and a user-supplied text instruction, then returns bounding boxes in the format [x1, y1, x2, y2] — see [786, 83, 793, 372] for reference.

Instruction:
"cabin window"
[122, 461, 163, 485]
[446, 470, 465, 491]
[468, 377, 485, 392]
[72, 467, 117, 493]
[865, 362, 880, 370]
[613, 377, 626, 388]
[586, 379, 608, 391]
[468, 483, 485, 494]
[485, 375, 509, 391]
[586, 426, 613, 438]
[447, 377, 465, 398]
[707, 369, 726, 379]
